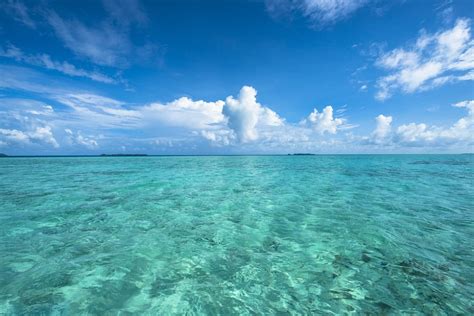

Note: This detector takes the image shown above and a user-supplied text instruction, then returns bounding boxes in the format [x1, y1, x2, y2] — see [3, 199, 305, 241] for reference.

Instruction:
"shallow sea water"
[0, 155, 473, 315]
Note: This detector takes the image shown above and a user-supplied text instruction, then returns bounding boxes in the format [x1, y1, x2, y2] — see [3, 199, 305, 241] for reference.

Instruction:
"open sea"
[0, 155, 473, 315]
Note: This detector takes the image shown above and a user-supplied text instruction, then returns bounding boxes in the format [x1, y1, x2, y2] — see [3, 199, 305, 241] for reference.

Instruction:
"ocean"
[0, 155, 473, 314]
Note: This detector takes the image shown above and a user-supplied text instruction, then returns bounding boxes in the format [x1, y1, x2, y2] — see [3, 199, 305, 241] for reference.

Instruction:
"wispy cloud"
[46, 11, 132, 68]
[45, 0, 157, 68]
[0, 44, 117, 83]
[1, 0, 36, 29]
[375, 18, 474, 100]
[265, 0, 371, 26]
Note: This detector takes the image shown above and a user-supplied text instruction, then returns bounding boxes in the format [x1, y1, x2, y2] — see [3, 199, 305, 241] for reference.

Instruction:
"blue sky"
[0, 0, 473, 154]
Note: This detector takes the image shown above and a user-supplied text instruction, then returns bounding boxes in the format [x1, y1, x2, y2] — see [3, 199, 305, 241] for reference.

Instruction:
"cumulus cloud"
[223, 86, 261, 142]
[301, 106, 344, 134]
[372, 114, 392, 143]
[0, 128, 29, 143]
[367, 100, 474, 147]
[1, 68, 471, 153]
[0, 126, 59, 148]
[375, 19, 474, 100]
[65, 129, 99, 149]
[199, 130, 234, 146]
[29, 126, 59, 147]
[222, 86, 283, 143]
[396, 123, 437, 143]
[0, 44, 116, 83]
[394, 102, 473, 145]
[265, 0, 370, 26]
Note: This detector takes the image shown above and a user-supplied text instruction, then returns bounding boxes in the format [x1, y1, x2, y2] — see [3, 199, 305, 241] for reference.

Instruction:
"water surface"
[0, 155, 473, 314]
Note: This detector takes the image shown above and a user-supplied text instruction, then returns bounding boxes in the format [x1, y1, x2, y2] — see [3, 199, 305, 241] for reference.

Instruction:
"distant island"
[288, 153, 315, 156]
[0, 153, 8, 157]
[100, 154, 148, 157]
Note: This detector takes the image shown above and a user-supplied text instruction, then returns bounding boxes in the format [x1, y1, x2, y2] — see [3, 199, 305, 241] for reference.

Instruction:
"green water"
[0, 155, 473, 315]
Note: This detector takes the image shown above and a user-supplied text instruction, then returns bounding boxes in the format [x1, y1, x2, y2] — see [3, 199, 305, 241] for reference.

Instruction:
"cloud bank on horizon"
[0, 0, 473, 154]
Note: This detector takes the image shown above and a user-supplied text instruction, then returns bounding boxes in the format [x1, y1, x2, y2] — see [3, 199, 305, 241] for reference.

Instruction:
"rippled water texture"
[1, 155, 473, 314]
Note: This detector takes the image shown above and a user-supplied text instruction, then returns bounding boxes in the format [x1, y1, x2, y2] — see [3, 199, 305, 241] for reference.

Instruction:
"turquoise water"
[0, 155, 473, 315]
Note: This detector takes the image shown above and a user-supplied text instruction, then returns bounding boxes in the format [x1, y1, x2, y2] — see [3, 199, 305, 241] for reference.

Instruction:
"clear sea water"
[0, 155, 473, 315]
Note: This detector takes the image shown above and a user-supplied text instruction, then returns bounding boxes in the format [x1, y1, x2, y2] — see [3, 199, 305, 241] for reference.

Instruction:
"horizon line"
[1, 153, 473, 158]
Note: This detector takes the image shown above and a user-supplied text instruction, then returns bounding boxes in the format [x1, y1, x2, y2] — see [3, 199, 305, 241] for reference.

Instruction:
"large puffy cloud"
[0, 67, 472, 153]
[0, 126, 59, 148]
[222, 86, 283, 143]
[142, 97, 225, 130]
[301, 106, 344, 134]
[368, 100, 474, 147]
[65, 129, 99, 149]
[395, 101, 473, 145]
[0, 98, 59, 148]
[53, 93, 229, 137]
[371, 114, 392, 143]
[223, 86, 259, 142]
[396, 123, 438, 143]
[375, 19, 474, 100]
[28, 126, 59, 148]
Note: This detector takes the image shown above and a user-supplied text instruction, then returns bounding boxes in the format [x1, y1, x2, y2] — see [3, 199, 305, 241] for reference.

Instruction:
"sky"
[0, 0, 473, 155]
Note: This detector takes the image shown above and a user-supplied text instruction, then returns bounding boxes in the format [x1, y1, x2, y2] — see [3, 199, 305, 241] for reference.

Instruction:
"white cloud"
[0, 126, 59, 148]
[65, 129, 99, 149]
[368, 100, 474, 147]
[302, 0, 368, 24]
[0, 128, 29, 143]
[47, 11, 131, 67]
[102, 0, 148, 27]
[28, 126, 59, 148]
[222, 86, 283, 143]
[396, 123, 438, 143]
[301, 105, 344, 134]
[2, 0, 36, 29]
[375, 19, 474, 100]
[46, 1, 156, 68]
[223, 86, 260, 142]
[372, 114, 392, 143]
[0, 44, 116, 83]
[440, 100, 474, 141]
[0, 98, 54, 118]
[199, 130, 234, 146]
[142, 97, 225, 130]
[265, 0, 370, 26]
[53, 93, 141, 129]
[1, 69, 472, 153]
[0, 78, 360, 153]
